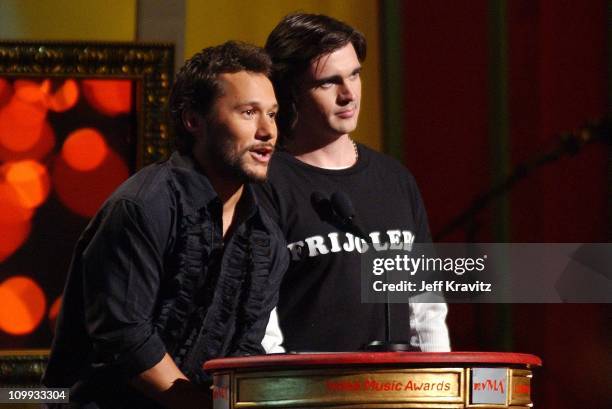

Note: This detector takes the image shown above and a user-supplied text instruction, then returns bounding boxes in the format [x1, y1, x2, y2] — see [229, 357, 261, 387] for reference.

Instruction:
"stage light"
[61, 128, 109, 171]
[0, 276, 46, 335]
[82, 79, 132, 116]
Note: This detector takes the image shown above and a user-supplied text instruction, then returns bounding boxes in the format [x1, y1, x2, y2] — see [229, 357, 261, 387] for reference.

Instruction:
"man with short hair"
[43, 41, 288, 409]
[259, 13, 450, 352]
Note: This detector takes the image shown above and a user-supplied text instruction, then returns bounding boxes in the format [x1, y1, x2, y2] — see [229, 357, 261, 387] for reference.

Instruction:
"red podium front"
[204, 352, 541, 408]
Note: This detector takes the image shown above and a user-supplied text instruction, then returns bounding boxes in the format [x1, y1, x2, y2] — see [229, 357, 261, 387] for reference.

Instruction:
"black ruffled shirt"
[43, 152, 288, 408]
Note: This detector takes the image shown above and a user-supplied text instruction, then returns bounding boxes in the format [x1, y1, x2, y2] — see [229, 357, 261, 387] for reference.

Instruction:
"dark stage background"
[398, 1, 611, 407]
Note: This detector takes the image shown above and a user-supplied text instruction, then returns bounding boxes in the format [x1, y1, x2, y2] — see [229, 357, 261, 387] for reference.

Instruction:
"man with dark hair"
[43, 41, 288, 409]
[258, 13, 450, 352]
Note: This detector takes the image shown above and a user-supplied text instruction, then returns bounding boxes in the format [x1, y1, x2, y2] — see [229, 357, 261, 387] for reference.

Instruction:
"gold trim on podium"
[207, 353, 540, 409]
[213, 367, 535, 408]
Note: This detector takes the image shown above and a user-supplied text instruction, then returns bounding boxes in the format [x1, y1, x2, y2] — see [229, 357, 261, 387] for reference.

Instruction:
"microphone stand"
[363, 268, 413, 352]
[435, 121, 610, 241]
[333, 203, 414, 351]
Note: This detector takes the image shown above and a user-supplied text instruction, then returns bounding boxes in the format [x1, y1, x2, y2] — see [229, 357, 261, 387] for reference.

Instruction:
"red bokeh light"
[0, 181, 34, 260]
[0, 276, 46, 335]
[0, 220, 31, 262]
[0, 96, 48, 153]
[82, 79, 132, 116]
[0, 121, 55, 162]
[0, 76, 135, 343]
[61, 128, 109, 171]
[0, 182, 34, 224]
[14, 80, 45, 104]
[53, 150, 129, 217]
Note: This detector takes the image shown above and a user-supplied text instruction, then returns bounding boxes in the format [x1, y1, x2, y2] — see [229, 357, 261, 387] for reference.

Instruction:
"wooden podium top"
[204, 351, 542, 372]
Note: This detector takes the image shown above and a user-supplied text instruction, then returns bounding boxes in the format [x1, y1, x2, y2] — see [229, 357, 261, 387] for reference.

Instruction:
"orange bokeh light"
[0, 220, 31, 262]
[61, 128, 109, 171]
[1, 160, 51, 209]
[0, 96, 48, 152]
[82, 79, 132, 116]
[48, 295, 62, 331]
[0, 276, 46, 335]
[53, 150, 129, 217]
[48, 295, 62, 321]
[43, 79, 79, 112]
[14, 80, 45, 104]
[0, 121, 55, 162]
[0, 120, 55, 162]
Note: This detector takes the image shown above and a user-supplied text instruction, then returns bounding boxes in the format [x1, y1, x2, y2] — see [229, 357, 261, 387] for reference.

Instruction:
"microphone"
[311, 191, 327, 207]
[329, 192, 412, 351]
[330, 191, 371, 243]
[330, 191, 354, 224]
[310, 191, 334, 223]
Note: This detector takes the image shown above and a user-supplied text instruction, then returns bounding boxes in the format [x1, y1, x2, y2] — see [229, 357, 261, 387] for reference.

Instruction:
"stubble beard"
[209, 136, 269, 184]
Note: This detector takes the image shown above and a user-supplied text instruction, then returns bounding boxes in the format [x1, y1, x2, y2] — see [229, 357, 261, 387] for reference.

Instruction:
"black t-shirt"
[255, 144, 432, 351]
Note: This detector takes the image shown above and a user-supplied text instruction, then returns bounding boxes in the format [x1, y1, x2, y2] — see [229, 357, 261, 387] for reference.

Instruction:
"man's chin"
[331, 121, 358, 135]
[245, 174, 268, 184]
[241, 166, 269, 184]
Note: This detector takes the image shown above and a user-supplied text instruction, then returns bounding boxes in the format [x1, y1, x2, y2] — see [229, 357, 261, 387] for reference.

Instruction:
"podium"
[204, 352, 541, 408]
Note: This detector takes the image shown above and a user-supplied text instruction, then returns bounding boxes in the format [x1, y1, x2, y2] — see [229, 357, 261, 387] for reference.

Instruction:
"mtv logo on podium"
[471, 367, 508, 404]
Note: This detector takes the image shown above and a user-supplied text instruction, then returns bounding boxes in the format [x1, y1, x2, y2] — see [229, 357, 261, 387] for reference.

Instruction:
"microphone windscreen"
[331, 191, 355, 221]
[310, 191, 327, 206]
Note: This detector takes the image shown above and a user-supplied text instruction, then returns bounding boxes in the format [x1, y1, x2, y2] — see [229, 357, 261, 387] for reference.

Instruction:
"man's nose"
[256, 115, 276, 141]
[338, 81, 356, 104]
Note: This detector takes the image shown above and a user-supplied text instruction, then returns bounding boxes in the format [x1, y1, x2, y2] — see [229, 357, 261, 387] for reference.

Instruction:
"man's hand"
[130, 353, 212, 409]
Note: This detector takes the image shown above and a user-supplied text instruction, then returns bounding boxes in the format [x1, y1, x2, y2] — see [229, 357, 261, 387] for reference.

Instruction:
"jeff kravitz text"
[372, 280, 492, 293]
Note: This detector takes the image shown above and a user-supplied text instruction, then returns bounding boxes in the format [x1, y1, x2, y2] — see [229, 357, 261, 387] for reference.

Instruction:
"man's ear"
[182, 109, 205, 134]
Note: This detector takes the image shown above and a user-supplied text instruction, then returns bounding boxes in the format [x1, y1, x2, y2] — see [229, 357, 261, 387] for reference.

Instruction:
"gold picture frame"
[0, 40, 175, 168]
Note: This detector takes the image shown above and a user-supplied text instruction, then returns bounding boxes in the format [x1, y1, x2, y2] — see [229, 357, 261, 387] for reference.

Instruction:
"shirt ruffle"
[155, 203, 274, 383]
